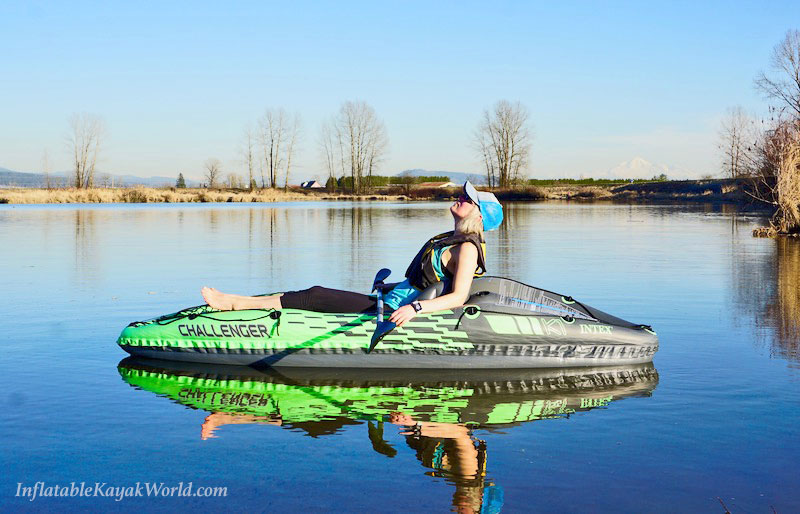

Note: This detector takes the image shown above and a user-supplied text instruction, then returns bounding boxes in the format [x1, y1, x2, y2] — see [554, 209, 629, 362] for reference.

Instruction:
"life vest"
[405, 231, 487, 291]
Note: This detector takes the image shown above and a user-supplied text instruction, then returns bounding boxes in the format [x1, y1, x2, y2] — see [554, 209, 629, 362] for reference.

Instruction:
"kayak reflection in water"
[200, 181, 503, 328]
[198, 409, 502, 514]
[120, 360, 657, 514]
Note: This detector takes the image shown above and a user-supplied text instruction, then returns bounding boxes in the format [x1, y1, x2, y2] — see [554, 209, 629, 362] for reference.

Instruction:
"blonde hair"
[455, 206, 485, 242]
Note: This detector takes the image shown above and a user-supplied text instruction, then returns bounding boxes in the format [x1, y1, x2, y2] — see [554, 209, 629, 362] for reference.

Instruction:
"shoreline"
[0, 187, 409, 205]
[0, 179, 763, 206]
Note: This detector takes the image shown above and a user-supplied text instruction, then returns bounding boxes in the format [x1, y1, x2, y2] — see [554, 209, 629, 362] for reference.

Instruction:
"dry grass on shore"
[0, 187, 316, 204]
[0, 186, 418, 204]
[377, 185, 549, 201]
[543, 185, 613, 200]
[0, 179, 756, 205]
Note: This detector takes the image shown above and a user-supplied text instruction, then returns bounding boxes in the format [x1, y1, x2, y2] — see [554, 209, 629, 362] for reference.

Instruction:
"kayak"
[116, 276, 658, 368]
[118, 357, 659, 427]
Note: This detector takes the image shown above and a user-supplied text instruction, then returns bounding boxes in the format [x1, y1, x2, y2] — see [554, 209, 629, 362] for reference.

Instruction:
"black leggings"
[280, 286, 377, 313]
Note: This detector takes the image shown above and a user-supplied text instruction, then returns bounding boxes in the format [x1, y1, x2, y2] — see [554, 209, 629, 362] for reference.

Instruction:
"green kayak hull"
[117, 277, 658, 368]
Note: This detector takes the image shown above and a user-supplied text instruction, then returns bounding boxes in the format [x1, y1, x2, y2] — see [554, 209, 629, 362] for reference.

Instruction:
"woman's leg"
[201, 285, 376, 313]
[201, 287, 283, 311]
[280, 286, 376, 313]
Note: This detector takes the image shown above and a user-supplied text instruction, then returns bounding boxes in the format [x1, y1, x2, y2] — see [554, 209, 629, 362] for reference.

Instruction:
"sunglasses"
[459, 194, 474, 204]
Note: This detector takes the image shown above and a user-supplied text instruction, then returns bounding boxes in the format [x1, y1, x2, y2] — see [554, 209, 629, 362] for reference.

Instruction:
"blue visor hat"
[463, 181, 504, 232]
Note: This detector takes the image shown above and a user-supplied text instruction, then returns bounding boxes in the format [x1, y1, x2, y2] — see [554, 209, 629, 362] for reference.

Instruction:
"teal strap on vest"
[431, 245, 450, 281]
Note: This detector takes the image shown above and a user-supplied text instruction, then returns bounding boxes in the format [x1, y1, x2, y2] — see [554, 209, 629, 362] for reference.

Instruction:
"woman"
[201, 181, 503, 327]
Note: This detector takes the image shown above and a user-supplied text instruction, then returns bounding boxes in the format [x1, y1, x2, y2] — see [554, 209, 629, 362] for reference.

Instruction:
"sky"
[1, 1, 798, 181]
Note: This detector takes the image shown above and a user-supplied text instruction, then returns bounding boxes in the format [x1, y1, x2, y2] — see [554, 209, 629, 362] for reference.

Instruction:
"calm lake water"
[1, 201, 799, 512]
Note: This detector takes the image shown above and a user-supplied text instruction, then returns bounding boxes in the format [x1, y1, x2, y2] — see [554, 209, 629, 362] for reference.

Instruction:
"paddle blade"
[371, 268, 392, 291]
[368, 321, 396, 353]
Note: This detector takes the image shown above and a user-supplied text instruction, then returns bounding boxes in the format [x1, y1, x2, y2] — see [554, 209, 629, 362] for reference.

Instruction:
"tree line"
[62, 99, 534, 193]
[527, 176, 666, 186]
[209, 99, 531, 192]
[718, 29, 800, 234]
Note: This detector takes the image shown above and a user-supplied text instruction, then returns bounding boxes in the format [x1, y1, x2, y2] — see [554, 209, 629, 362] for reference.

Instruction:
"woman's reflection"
[389, 412, 503, 514]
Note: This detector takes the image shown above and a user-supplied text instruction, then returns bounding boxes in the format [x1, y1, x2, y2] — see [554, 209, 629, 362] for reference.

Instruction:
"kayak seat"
[416, 278, 490, 302]
[417, 281, 447, 301]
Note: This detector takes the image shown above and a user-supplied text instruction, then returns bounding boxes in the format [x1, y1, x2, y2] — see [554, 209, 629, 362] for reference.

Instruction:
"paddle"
[368, 268, 396, 354]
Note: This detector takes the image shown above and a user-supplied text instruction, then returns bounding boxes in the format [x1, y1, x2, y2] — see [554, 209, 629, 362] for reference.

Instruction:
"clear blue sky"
[1, 1, 798, 180]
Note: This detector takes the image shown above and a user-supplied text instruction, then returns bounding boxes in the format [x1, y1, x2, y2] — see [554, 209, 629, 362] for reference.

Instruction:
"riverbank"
[497, 178, 752, 202]
[0, 187, 408, 204]
[0, 179, 756, 205]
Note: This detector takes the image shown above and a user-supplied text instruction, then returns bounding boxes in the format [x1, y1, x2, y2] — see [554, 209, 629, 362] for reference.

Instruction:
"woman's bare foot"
[201, 412, 283, 440]
[201, 287, 283, 311]
[201, 287, 237, 310]
[201, 412, 227, 440]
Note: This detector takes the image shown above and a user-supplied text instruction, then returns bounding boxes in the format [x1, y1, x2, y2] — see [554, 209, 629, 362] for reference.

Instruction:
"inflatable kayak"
[118, 357, 659, 429]
[117, 277, 658, 368]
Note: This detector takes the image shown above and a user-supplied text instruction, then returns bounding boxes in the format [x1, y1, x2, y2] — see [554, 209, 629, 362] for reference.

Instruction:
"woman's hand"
[388, 304, 417, 327]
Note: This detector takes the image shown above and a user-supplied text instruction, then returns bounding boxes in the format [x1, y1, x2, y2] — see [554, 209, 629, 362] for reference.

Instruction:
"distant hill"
[0, 167, 201, 188]
[395, 169, 487, 185]
[0, 170, 57, 187]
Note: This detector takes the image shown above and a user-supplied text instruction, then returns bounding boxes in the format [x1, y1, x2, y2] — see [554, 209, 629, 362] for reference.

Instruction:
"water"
[1, 201, 798, 512]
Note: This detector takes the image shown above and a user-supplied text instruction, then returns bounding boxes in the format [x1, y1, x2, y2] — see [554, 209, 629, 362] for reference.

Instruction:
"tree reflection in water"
[735, 237, 800, 365]
[766, 239, 800, 362]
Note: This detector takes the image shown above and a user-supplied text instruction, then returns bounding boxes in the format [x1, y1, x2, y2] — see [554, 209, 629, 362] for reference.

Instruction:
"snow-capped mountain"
[599, 157, 693, 180]
[600, 157, 667, 180]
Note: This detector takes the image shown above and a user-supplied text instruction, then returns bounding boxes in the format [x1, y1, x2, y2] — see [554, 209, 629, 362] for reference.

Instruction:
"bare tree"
[365, 117, 388, 188]
[283, 113, 302, 190]
[335, 117, 348, 188]
[41, 149, 52, 189]
[258, 109, 286, 188]
[204, 158, 222, 188]
[226, 173, 244, 189]
[474, 100, 532, 188]
[749, 31, 800, 234]
[475, 127, 498, 188]
[755, 29, 800, 120]
[316, 102, 388, 193]
[253, 109, 303, 189]
[335, 101, 388, 193]
[66, 113, 105, 188]
[319, 118, 339, 191]
[718, 106, 759, 178]
[241, 125, 257, 190]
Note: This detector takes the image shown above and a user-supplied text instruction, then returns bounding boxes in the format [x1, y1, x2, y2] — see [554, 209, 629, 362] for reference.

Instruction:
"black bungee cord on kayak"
[129, 308, 282, 336]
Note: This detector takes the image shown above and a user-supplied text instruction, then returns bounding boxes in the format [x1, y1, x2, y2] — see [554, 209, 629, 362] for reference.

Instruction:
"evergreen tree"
[176, 173, 186, 188]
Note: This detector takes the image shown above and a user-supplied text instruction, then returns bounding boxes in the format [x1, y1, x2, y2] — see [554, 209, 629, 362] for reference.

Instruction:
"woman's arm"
[389, 243, 478, 327]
